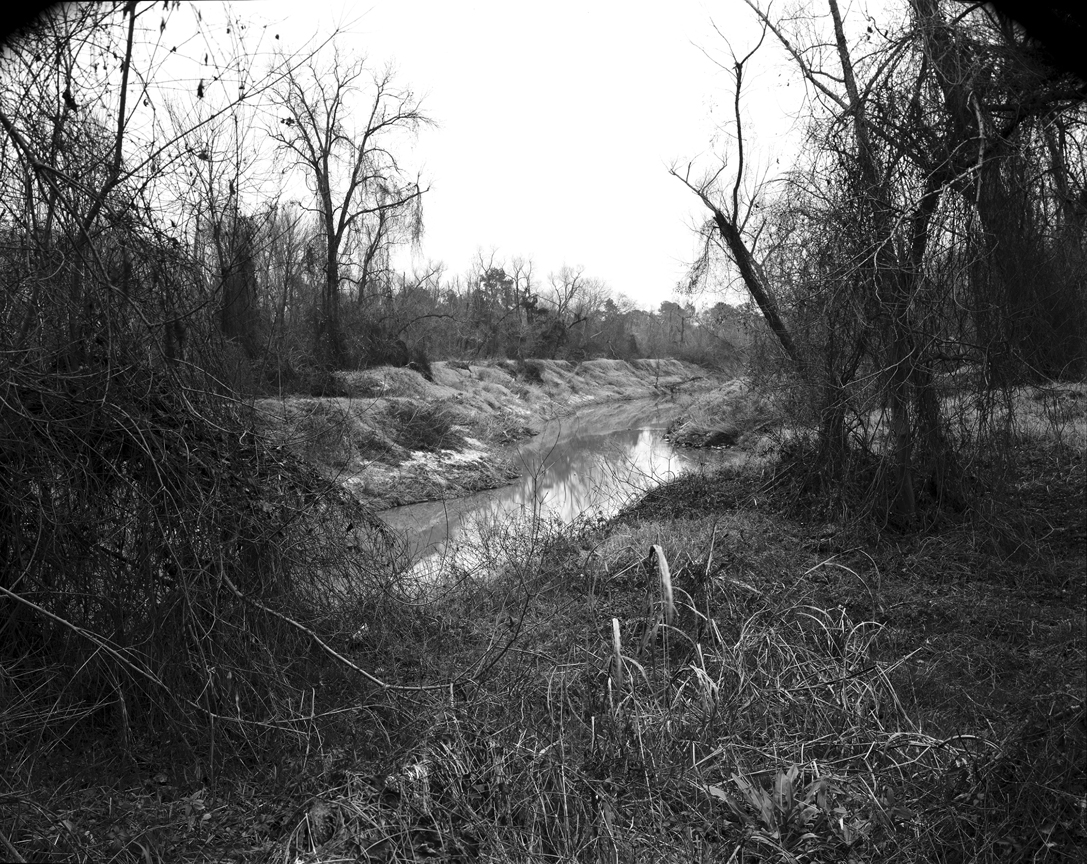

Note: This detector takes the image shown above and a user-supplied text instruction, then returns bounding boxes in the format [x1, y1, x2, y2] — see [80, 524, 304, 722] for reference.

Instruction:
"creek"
[379, 396, 733, 575]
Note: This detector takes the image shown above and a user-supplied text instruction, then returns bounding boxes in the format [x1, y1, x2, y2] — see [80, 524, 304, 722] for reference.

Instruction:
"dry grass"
[254, 422, 1083, 863]
[3, 379, 1082, 863]
[254, 359, 724, 509]
[945, 381, 1087, 453]
[669, 378, 781, 449]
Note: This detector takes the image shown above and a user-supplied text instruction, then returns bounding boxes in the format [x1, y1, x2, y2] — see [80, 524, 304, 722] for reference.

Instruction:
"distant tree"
[217, 213, 260, 353]
[538, 265, 613, 357]
[472, 262, 516, 356]
[598, 294, 639, 359]
[270, 48, 429, 368]
[183, 114, 269, 360]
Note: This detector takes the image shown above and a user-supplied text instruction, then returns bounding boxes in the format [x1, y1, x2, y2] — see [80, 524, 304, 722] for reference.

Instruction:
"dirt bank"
[666, 377, 779, 450]
[256, 358, 728, 508]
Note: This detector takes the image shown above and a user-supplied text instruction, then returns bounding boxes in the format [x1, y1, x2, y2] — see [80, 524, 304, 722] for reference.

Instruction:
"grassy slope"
[5, 379, 1083, 864]
[246, 384, 1083, 863]
[269, 384, 1083, 863]
[255, 358, 721, 508]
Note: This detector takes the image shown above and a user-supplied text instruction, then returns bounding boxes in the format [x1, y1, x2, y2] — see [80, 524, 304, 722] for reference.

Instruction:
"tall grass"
[270, 466, 1085, 863]
[5, 379, 1080, 863]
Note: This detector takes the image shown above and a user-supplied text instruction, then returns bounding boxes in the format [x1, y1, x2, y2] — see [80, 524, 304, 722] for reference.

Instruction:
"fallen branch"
[0, 828, 27, 863]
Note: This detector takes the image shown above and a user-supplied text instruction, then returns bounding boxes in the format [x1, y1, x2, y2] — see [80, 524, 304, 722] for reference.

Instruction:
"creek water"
[378, 396, 728, 574]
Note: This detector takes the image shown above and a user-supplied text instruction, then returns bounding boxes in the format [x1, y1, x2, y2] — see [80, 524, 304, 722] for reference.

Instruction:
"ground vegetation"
[0, 2, 1083, 863]
[4, 379, 1080, 863]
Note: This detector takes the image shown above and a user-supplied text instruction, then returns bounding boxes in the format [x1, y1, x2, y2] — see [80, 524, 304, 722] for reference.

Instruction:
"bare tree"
[270, 47, 430, 368]
[186, 114, 265, 357]
[253, 201, 315, 380]
[678, 0, 1086, 524]
[670, 27, 800, 372]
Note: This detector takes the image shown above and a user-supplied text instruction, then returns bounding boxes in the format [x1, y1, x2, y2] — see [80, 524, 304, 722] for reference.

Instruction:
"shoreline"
[255, 358, 734, 509]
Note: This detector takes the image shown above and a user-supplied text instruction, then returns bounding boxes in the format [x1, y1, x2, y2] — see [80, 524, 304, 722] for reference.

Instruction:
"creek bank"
[256, 358, 731, 509]
[665, 377, 781, 455]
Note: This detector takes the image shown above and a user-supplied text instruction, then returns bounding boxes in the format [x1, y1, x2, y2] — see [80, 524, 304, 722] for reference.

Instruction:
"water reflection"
[379, 397, 722, 572]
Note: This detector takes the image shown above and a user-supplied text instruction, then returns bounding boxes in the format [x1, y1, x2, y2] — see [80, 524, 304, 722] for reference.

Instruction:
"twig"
[0, 829, 27, 863]
[218, 569, 452, 692]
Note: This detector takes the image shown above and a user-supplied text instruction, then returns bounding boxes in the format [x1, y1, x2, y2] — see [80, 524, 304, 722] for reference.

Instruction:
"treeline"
[196, 213, 755, 390]
[0, 3, 746, 399]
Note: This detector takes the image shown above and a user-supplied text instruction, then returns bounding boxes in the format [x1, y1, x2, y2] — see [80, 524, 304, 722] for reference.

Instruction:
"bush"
[406, 343, 434, 381]
[303, 365, 351, 397]
[0, 361, 404, 759]
[518, 358, 545, 384]
[384, 400, 465, 452]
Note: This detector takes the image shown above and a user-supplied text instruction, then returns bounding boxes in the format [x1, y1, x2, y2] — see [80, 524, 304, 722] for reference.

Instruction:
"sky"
[251, 0, 808, 309]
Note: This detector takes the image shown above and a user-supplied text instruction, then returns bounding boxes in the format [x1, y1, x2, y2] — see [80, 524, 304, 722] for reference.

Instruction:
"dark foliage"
[383, 400, 465, 452]
[0, 359, 402, 757]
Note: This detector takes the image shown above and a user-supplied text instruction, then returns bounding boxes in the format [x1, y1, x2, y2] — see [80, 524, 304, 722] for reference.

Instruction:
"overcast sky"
[255, 0, 807, 309]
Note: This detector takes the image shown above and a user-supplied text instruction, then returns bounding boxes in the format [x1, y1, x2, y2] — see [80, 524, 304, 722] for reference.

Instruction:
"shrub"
[406, 343, 434, 382]
[384, 400, 465, 452]
[518, 358, 545, 384]
[0, 363, 404, 760]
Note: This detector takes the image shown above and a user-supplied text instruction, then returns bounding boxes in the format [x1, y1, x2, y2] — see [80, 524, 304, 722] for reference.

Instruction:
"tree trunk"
[830, 0, 921, 521]
[322, 242, 343, 368]
[887, 333, 917, 523]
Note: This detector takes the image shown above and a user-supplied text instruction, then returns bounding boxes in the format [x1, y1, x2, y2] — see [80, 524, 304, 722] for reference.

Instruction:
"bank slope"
[255, 359, 729, 508]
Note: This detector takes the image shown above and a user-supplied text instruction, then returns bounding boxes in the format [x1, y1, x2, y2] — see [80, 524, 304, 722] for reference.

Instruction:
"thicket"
[0, 358, 406, 752]
[0, 3, 422, 773]
[678, 0, 1087, 527]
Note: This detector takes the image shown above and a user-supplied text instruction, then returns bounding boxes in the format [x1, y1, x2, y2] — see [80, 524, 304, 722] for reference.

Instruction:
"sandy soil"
[255, 358, 729, 508]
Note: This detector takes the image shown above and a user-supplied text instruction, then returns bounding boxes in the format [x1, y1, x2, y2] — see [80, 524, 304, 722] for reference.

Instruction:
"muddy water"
[379, 397, 728, 572]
